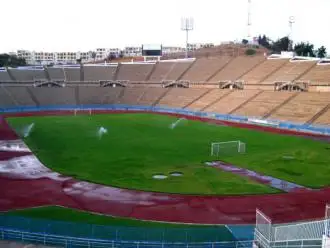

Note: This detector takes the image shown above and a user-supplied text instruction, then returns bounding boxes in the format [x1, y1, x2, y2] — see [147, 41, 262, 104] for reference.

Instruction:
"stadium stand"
[29, 87, 76, 106]
[313, 106, 330, 125]
[181, 57, 232, 82]
[4, 87, 36, 107]
[297, 62, 330, 85]
[115, 87, 146, 105]
[157, 88, 215, 108]
[240, 58, 288, 84]
[208, 56, 266, 82]
[0, 68, 13, 82]
[83, 64, 117, 81]
[63, 67, 81, 82]
[232, 91, 297, 118]
[268, 92, 330, 123]
[163, 61, 193, 81]
[0, 86, 16, 107]
[8, 68, 47, 82]
[204, 90, 261, 114]
[186, 89, 231, 111]
[263, 60, 317, 83]
[137, 88, 169, 106]
[47, 67, 65, 81]
[116, 63, 155, 81]
[79, 86, 123, 105]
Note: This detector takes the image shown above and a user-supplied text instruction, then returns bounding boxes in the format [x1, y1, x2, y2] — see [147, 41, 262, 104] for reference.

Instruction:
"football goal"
[73, 109, 92, 116]
[211, 140, 246, 156]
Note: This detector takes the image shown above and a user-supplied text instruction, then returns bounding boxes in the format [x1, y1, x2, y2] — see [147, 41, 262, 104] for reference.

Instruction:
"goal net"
[73, 109, 92, 116]
[211, 140, 245, 156]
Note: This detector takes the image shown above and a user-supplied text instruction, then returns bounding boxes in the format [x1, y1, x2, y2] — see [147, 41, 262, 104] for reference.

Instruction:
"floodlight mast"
[247, 0, 252, 38]
[181, 17, 194, 58]
[288, 16, 295, 51]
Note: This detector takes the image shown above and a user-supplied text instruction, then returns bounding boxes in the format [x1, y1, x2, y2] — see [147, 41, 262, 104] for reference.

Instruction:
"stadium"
[1, 42, 330, 248]
[1, 0, 330, 241]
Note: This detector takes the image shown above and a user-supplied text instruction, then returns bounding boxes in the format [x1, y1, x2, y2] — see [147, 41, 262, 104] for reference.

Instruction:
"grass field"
[7, 113, 330, 195]
[3, 206, 235, 242]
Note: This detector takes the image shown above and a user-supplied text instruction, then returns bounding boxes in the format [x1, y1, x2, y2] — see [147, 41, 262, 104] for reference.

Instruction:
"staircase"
[229, 90, 264, 114]
[256, 60, 289, 84]
[294, 62, 317, 82]
[1, 86, 18, 105]
[43, 66, 51, 81]
[201, 90, 233, 112]
[74, 86, 80, 105]
[177, 60, 197, 81]
[235, 59, 266, 81]
[80, 64, 84, 81]
[183, 89, 212, 109]
[259, 60, 290, 83]
[26, 87, 40, 106]
[263, 92, 300, 119]
[152, 88, 171, 106]
[113, 63, 122, 81]
[6, 68, 16, 81]
[306, 103, 330, 125]
[145, 62, 158, 81]
[206, 58, 234, 82]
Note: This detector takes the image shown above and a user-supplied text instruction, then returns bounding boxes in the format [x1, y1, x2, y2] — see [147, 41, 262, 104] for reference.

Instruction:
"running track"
[0, 110, 330, 225]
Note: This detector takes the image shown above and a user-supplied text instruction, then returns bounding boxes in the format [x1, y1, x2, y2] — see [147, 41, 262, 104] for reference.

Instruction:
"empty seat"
[116, 63, 154, 81]
[84, 65, 117, 81]
[233, 91, 296, 118]
[157, 88, 209, 108]
[209, 56, 265, 82]
[240, 59, 288, 84]
[269, 92, 330, 123]
[181, 57, 231, 82]
[264, 60, 316, 83]
[204, 90, 261, 114]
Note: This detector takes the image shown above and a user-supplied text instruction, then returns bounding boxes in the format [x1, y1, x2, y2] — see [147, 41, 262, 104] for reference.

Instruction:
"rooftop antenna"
[181, 17, 194, 58]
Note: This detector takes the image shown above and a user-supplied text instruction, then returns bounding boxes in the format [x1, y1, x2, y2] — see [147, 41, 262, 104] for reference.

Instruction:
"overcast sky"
[1, 0, 330, 53]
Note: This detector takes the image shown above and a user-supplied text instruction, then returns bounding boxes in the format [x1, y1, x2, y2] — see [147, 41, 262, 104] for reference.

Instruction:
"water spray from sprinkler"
[169, 118, 186, 129]
[97, 127, 108, 139]
[22, 123, 35, 138]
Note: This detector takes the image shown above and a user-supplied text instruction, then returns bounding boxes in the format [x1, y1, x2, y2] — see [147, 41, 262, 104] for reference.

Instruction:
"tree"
[294, 42, 315, 57]
[257, 35, 272, 50]
[119, 51, 124, 58]
[76, 58, 82, 64]
[317, 46, 327, 58]
[0, 54, 27, 67]
[245, 49, 256, 56]
[242, 39, 249, 45]
[91, 51, 96, 61]
[272, 36, 291, 52]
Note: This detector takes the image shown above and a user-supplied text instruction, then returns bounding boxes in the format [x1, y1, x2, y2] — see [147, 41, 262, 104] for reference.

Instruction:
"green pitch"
[7, 113, 330, 195]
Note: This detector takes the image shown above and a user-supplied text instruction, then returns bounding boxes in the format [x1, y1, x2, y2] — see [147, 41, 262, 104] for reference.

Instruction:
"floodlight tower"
[247, 0, 252, 39]
[288, 16, 295, 51]
[181, 17, 194, 58]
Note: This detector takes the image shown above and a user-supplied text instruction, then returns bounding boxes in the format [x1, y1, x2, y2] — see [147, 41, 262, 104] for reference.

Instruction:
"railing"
[0, 214, 254, 247]
[0, 229, 254, 248]
[1, 104, 330, 135]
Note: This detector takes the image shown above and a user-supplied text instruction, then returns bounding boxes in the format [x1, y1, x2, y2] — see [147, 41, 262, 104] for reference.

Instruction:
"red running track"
[0, 110, 329, 225]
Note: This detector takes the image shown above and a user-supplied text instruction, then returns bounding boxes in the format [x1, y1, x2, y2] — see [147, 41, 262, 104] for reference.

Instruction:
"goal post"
[211, 140, 245, 156]
[73, 108, 92, 116]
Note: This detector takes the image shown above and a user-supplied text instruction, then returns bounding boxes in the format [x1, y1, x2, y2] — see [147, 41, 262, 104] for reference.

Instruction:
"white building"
[124, 46, 142, 57]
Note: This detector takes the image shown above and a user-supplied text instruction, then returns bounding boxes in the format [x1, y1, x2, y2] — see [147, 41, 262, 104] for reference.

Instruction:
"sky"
[1, 0, 330, 53]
